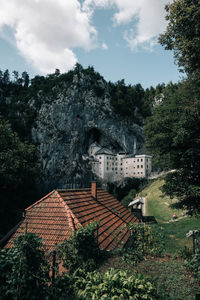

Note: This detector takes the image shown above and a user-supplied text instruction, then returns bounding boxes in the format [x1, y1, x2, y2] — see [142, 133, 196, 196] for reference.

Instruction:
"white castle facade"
[88, 142, 152, 182]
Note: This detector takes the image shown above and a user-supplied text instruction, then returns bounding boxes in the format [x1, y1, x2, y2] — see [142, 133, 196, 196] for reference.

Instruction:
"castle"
[88, 142, 152, 182]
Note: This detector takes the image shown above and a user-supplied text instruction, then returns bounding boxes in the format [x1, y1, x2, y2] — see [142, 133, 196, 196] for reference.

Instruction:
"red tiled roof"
[4, 185, 139, 252]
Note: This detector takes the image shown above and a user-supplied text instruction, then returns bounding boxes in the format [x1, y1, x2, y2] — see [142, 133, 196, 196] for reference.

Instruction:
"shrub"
[57, 222, 100, 273]
[0, 233, 50, 300]
[184, 249, 200, 282]
[73, 268, 157, 300]
[119, 223, 165, 266]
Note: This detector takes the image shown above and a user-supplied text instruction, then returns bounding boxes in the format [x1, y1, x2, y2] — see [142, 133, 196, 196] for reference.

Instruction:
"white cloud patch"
[0, 0, 97, 74]
[83, 0, 172, 51]
[102, 42, 108, 50]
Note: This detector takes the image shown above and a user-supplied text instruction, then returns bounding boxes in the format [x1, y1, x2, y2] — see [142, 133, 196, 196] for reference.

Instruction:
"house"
[2, 182, 139, 252]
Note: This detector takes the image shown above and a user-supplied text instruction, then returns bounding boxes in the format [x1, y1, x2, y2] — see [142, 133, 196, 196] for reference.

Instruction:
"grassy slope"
[140, 178, 200, 254]
[141, 178, 181, 222]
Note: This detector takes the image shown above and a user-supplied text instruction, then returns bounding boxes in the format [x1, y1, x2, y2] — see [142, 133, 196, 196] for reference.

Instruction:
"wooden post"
[52, 250, 56, 285]
[193, 231, 196, 255]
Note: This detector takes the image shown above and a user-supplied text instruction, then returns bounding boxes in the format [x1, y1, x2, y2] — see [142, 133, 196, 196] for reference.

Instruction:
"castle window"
[137, 159, 139, 162]
[112, 168, 114, 170]
[121, 168, 123, 170]
[141, 159, 143, 162]
[141, 172, 143, 174]
[141, 165, 143, 168]
[137, 165, 139, 168]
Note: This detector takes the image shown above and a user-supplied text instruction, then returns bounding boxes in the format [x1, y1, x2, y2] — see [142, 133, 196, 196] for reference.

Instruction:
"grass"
[141, 178, 182, 222]
[160, 217, 200, 254]
[140, 178, 200, 254]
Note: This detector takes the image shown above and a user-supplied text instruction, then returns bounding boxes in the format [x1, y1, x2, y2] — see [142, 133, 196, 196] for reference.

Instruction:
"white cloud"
[83, 0, 172, 51]
[102, 42, 108, 50]
[0, 0, 97, 74]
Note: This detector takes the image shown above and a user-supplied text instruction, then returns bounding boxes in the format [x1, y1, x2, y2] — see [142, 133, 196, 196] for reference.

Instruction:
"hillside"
[140, 178, 200, 253]
[141, 178, 182, 222]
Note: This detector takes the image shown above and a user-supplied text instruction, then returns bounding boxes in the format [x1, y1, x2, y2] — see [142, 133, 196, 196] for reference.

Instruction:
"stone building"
[89, 142, 152, 182]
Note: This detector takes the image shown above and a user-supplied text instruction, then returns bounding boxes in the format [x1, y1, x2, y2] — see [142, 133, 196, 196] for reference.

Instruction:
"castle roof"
[95, 147, 114, 156]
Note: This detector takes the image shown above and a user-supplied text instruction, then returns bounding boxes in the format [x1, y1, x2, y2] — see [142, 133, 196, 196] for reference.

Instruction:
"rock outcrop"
[31, 69, 144, 190]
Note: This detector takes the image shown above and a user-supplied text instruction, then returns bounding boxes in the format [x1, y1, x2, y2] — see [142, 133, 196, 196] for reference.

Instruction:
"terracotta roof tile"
[3, 185, 139, 252]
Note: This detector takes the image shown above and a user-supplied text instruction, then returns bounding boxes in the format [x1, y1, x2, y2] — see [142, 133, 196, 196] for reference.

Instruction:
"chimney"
[91, 182, 97, 199]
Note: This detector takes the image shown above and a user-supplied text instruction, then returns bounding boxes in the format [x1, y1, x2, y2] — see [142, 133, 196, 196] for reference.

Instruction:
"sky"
[0, 0, 182, 89]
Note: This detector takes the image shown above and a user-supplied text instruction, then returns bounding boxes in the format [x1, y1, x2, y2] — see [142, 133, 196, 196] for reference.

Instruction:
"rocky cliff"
[30, 68, 144, 190]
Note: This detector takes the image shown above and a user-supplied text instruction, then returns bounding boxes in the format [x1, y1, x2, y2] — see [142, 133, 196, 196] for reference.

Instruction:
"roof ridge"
[56, 191, 82, 229]
[25, 190, 56, 211]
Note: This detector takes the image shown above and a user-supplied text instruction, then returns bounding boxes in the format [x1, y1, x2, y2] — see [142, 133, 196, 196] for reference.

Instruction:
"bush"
[184, 249, 200, 282]
[0, 233, 49, 300]
[119, 224, 165, 266]
[73, 268, 157, 300]
[121, 189, 137, 208]
[57, 222, 100, 273]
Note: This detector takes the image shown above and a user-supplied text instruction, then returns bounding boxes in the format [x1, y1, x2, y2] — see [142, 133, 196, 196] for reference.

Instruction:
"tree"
[144, 0, 200, 215]
[144, 81, 200, 214]
[159, 0, 200, 76]
[0, 116, 39, 234]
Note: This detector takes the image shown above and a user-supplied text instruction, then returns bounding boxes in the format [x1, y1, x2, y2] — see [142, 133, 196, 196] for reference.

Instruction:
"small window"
[141, 159, 143, 162]
[137, 165, 139, 168]
[137, 159, 139, 162]
[141, 165, 143, 168]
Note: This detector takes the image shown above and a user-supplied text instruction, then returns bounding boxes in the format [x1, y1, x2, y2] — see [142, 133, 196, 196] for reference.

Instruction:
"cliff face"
[31, 70, 144, 190]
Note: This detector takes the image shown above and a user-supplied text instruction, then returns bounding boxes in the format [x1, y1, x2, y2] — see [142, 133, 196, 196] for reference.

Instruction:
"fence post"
[52, 250, 56, 285]
[193, 232, 196, 255]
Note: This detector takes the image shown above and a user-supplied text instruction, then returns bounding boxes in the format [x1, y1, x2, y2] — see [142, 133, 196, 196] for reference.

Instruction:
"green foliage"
[144, 79, 200, 214]
[50, 273, 76, 300]
[136, 259, 200, 300]
[0, 116, 40, 234]
[185, 249, 200, 282]
[121, 224, 165, 266]
[57, 222, 100, 273]
[144, 0, 200, 214]
[73, 268, 156, 300]
[121, 189, 137, 208]
[0, 233, 49, 300]
[159, 0, 200, 76]
[108, 178, 147, 202]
